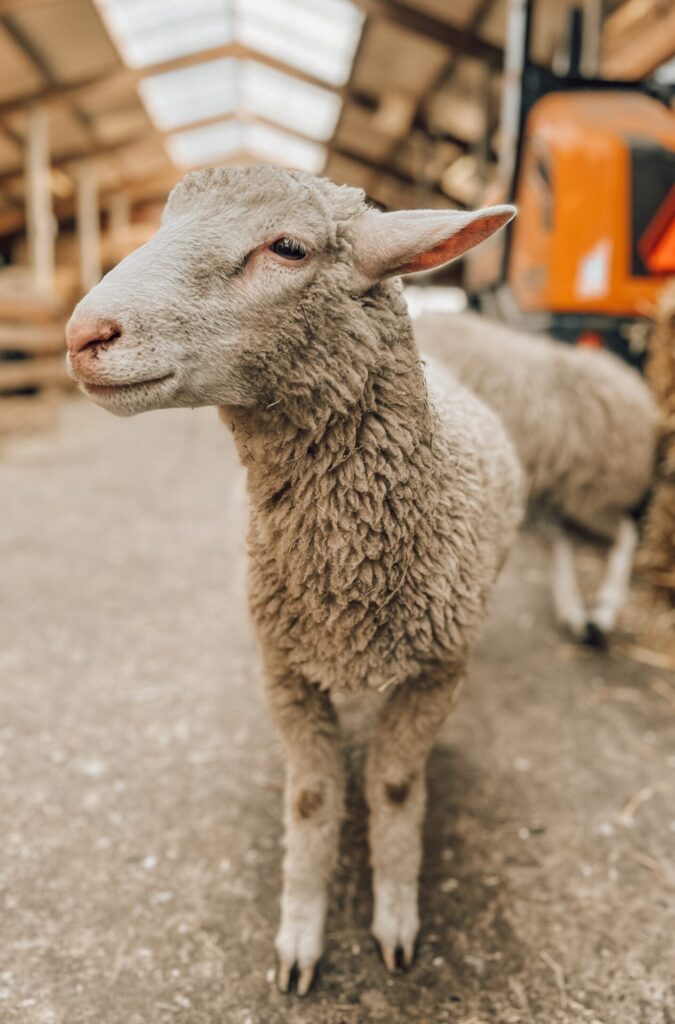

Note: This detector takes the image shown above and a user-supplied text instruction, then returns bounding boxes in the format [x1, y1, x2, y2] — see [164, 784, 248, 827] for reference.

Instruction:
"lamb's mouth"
[81, 373, 175, 397]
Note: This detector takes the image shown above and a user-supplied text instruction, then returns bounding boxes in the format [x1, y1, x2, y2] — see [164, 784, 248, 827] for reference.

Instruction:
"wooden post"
[108, 191, 130, 238]
[76, 161, 101, 293]
[582, 0, 605, 77]
[499, 0, 533, 196]
[25, 104, 55, 295]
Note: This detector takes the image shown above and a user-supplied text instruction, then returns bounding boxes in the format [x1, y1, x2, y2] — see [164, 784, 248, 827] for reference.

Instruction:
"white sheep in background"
[65, 167, 523, 994]
[416, 312, 659, 643]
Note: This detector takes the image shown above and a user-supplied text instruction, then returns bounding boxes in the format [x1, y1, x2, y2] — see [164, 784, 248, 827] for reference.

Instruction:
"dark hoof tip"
[583, 621, 608, 648]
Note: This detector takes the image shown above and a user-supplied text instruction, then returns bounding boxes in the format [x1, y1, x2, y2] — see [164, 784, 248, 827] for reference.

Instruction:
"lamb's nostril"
[81, 327, 122, 353]
[66, 319, 123, 356]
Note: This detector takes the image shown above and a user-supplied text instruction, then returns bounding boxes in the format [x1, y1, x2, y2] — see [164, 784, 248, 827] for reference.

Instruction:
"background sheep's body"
[417, 312, 659, 639]
[65, 166, 522, 993]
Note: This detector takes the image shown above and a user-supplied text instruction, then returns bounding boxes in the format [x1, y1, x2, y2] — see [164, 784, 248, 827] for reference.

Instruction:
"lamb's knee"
[385, 780, 410, 805]
[384, 774, 417, 806]
[295, 786, 325, 820]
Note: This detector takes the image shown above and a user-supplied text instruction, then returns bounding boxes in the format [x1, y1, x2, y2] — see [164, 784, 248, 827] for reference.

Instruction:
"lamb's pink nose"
[66, 318, 123, 356]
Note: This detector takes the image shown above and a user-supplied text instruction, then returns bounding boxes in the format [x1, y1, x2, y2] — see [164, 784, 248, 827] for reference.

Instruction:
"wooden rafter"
[0, 132, 148, 185]
[0, 11, 97, 141]
[353, 0, 504, 68]
[366, 0, 500, 200]
[134, 41, 338, 94]
[603, 0, 675, 77]
[0, 68, 122, 119]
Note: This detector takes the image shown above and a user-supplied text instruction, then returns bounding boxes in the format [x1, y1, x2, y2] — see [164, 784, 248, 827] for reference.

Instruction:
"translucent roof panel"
[95, 0, 363, 85]
[167, 121, 242, 166]
[245, 123, 326, 172]
[238, 0, 364, 86]
[139, 58, 238, 131]
[96, 1, 360, 170]
[240, 63, 341, 140]
[95, 0, 232, 67]
[140, 59, 340, 139]
[167, 120, 326, 172]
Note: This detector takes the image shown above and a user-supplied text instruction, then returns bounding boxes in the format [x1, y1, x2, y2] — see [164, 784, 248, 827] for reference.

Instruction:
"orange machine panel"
[509, 91, 675, 316]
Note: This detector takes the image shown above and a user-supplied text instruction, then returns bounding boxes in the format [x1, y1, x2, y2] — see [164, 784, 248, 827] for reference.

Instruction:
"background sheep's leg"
[587, 517, 638, 642]
[365, 669, 464, 971]
[266, 673, 344, 995]
[551, 526, 587, 640]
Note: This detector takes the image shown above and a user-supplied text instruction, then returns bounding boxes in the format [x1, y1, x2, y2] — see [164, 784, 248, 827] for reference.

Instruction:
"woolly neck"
[217, 284, 501, 692]
[221, 286, 436, 518]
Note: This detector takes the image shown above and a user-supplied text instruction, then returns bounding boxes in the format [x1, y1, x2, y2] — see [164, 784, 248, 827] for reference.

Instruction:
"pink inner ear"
[396, 211, 512, 276]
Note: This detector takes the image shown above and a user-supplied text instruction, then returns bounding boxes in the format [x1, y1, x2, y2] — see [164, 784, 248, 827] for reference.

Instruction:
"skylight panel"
[95, 0, 232, 67]
[246, 123, 326, 171]
[167, 121, 242, 166]
[167, 120, 326, 172]
[238, 0, 364, 86]
[95, 0, 357, 172]
[241, 63, 341, 140]
[139, 59, 238, 131]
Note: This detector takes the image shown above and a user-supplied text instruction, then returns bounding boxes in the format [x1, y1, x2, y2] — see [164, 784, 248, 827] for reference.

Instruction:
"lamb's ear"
[353, 204, 516, 282]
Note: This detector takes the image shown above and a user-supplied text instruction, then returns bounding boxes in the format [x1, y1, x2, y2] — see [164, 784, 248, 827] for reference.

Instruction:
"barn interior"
[1, 2, 674, 1022]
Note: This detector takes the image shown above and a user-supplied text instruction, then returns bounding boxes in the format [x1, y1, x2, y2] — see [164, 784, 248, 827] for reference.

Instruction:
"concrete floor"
[1, 400, 673, 1024]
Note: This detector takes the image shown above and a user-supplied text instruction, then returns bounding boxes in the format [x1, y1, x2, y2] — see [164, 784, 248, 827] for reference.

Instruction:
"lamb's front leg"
[587, 516, 638, 643]
[266, 672, 344, 995]
[365, 668, 464, 971]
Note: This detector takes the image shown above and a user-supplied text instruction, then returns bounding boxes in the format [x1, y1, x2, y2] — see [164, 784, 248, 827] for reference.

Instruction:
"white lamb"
[417, 312, 659, 643]
[65, 167, 523, 993]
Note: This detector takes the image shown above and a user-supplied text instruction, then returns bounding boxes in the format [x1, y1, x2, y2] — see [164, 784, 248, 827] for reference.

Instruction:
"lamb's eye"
[270, 236, 307, 261]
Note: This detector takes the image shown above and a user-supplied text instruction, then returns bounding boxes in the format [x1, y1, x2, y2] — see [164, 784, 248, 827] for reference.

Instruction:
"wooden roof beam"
[0, 11, 98, 140]
[0, 42, 341, 121]
[157, 109, 461, 201]
[363, 0, 500, 202]
[0, 132, 147, 185]
[0, 68, 123, 119]
[353, 0, 504, 68]
[603, 0, 675, 78]
[137, 42, 339, 93]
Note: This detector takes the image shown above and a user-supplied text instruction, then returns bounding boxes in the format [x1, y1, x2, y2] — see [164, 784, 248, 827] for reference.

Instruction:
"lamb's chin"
[80, 374, 177, 416]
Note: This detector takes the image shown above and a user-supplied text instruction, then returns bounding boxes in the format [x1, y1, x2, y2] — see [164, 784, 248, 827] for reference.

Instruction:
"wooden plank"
[0, 353, 70, 390]
[0, 321, 65, 353]
[0, 293, 66, 322]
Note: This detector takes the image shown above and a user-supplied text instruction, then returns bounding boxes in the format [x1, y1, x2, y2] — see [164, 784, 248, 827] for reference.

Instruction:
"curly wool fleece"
[417, 312, 658, 540]
[201, 178, 525, 694]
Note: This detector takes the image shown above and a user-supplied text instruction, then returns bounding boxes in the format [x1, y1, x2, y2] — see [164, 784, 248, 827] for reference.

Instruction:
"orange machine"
[510, 91, 675, 318]
[465, 1, 675, 367]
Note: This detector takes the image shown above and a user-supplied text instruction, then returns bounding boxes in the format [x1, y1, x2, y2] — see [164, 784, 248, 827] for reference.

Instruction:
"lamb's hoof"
[372, 879, 419, 973]
[376, 937, 416, 972]
[583, 620, 609, 648]
[275, 893, 325, 996]
[276, 958, 317, 997]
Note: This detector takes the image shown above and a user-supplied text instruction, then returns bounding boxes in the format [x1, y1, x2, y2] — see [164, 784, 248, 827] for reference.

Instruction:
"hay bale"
[642, 278, 675, 600]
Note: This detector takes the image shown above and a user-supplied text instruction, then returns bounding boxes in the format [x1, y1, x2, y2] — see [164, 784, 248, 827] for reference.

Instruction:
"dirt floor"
[1, 399, 674, 1024]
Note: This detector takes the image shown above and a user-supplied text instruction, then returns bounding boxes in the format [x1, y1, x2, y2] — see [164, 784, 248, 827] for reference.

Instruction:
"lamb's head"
[66, 165, 514, 418]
